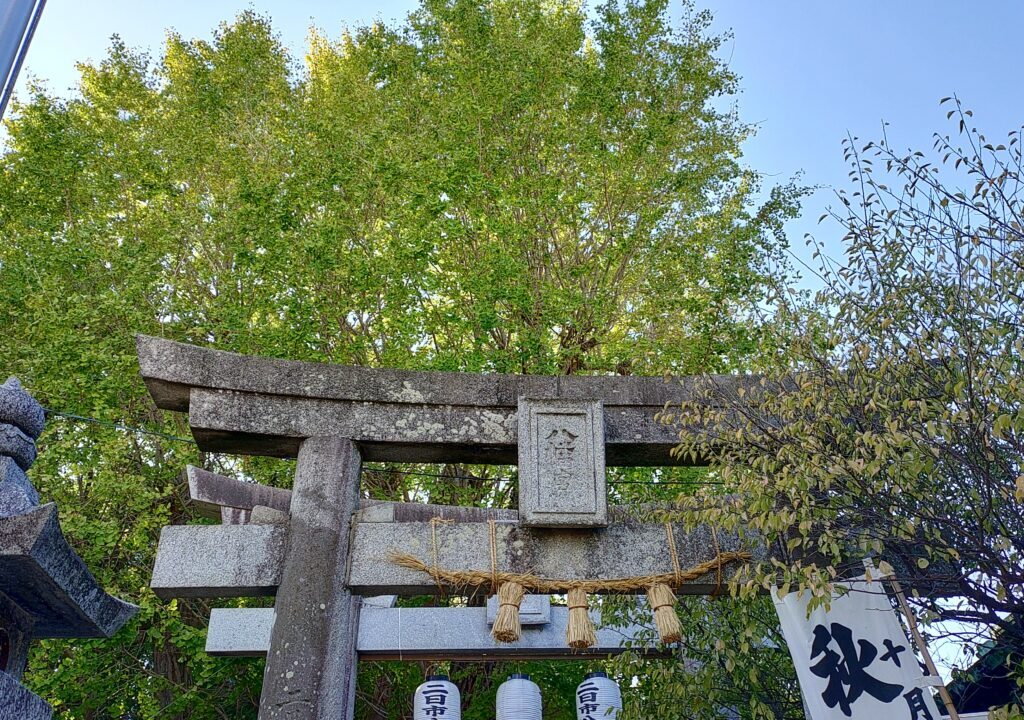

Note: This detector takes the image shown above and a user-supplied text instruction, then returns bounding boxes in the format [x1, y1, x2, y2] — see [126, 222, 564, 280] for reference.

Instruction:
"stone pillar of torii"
[138, 336, 765, 720]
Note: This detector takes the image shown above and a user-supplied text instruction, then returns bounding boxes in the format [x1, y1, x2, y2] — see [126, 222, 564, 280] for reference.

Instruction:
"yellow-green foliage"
[0, 1, 804, 717]
[672, 99, 1024, 711]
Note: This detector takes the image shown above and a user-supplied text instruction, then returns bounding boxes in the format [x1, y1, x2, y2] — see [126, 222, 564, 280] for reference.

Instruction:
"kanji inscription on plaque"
[517, 398, 606, 527]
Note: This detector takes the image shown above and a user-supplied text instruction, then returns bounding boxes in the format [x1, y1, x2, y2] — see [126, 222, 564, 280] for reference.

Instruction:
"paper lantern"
[414, 674, 460, 720]
[576, 671, 622, 720]
[496, 673, 542, 720]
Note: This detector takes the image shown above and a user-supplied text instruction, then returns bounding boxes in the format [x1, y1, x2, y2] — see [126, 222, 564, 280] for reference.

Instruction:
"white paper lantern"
[576, 671, 622, 720]
[496, 673, 543, 720]
[414, 674, 461, 720]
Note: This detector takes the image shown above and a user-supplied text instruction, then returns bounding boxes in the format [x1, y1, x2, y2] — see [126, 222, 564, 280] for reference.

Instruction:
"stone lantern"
[0, 377, 137, 719]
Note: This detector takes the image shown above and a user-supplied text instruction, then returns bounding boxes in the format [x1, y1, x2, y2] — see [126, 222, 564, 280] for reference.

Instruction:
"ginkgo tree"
[0, 1, 805, 718]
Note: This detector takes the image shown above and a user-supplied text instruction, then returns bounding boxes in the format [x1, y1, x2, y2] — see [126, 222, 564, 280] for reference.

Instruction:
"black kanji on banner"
[809, 622, 906, 716]
[903, 688, 935, 720]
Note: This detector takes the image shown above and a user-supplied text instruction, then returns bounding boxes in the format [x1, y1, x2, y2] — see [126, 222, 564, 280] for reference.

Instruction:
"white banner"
[773, 575, 943, 720]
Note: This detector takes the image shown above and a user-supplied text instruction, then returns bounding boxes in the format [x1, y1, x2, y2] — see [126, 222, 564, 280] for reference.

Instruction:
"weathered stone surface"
[137, 335, 714, 412]
[150, 524, 286, 598]
[356, 606, 667, 661]
[0, 669, 52, 720]
[250, 505, 289, 526]
[149, 517, 764, 599]
[135, 335, 737, 465]
[0, 503, 138, 637]
[486, 593, 550, 626]
[0, 424, 36, 472]
[0, 458, 39, 518]
[0, 377, 137, 719]
[188, 465, 516, 523]
[221, 506, 250, 525]
[205, 596, 399, 656]
[355, 501, 518, 524]
[259, 437, 362, 720]
[206, 604, 666, 660]
[206, 607, 276, 657]
[189, 466, 521, 525]
[187, 465, 291, 520]
[0, 378, 45, 440]
[187, 388, 682, 464]
[349, 520, 765, 596]
[518, 399, 606, 527]
[0, 591, 33, 679]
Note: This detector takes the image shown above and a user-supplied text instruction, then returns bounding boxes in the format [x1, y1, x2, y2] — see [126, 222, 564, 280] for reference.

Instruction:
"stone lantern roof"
[0, 377, 138, 719]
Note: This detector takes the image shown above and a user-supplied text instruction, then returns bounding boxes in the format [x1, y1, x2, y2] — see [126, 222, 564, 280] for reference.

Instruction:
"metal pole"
[0, 0, 46, 121]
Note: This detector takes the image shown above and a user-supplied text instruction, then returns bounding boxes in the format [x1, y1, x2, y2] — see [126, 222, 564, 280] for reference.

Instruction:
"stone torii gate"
[139, 336, 763, 720]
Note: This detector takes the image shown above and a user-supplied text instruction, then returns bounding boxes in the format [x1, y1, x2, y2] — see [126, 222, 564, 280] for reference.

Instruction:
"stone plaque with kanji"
[517, 398, 606, 527]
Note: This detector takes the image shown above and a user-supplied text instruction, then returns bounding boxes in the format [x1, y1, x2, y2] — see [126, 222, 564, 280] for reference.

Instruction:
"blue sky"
[8, 0, 1024, 280]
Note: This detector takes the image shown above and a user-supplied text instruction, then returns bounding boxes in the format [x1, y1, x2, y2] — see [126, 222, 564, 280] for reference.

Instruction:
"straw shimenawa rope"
[665, 522, 683, 587]
[710, 526, 724, 598]
[566, 587, 597, 649]
[390, 521, 750, 647]
[488, 519, 499, 595]
[387, 550, 750, 594]
[429, 517, 455, 597]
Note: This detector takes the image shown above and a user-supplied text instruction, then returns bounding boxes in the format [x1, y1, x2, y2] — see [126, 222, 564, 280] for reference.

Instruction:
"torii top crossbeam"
[136, 335, 737, 465]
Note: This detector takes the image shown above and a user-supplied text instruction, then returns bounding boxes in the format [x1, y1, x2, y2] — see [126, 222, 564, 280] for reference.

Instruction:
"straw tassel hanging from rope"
[647, 522, 685, 644]
[646, 583, 682, 644]
[488, 519, 527, 644]
[491, 580, 526, 643]
[566, 587, 596, 649]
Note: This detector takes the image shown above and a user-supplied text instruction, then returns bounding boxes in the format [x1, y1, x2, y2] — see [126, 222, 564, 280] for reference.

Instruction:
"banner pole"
[866, 559, 960, 720]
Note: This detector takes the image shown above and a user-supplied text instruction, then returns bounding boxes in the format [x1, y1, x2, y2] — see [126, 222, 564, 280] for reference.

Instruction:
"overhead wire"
[358, 467, 721, 487]
[43, 408, 197, 444]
